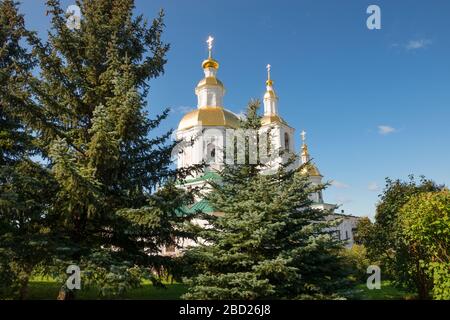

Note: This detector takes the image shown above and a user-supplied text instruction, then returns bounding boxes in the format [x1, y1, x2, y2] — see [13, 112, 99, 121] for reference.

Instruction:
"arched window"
[284, 133, 290, 152]
[206, 143, 216, 163]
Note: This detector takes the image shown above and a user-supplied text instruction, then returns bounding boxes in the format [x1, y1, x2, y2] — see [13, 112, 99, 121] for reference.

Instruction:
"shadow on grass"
[26, 280, 188, 300]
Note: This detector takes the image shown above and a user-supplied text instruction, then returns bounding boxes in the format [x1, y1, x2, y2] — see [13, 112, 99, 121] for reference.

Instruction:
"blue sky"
[19, 0, 450, 219]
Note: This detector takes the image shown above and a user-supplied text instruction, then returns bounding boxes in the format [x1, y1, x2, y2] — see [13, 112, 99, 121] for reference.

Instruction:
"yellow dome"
[261, 114, 287, 126]
[202, 58, 219, 69]
[178, 107, 240, 131]
[300, 163, 322, 177]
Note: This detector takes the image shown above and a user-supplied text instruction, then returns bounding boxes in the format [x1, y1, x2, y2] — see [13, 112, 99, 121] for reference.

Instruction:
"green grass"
[25, 277, 188, 300]
[7, 278, 413, 300]
[349, 280, 414, 300]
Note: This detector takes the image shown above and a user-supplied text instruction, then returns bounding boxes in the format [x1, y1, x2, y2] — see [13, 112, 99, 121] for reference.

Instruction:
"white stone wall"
[329, 214, 360, 248]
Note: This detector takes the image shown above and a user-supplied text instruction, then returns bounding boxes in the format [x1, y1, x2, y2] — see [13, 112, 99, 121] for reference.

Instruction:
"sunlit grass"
[350, 280, 414, 300]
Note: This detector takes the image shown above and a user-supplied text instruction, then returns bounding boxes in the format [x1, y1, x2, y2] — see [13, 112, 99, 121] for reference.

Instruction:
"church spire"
[196, 35, 225, 108]
[301, 130, 310, 164]
[263, 64, 278, 116]
[300, 130, 322, 177]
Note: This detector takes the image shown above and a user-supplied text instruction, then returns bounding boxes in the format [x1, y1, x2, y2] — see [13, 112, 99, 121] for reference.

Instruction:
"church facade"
[164, 37, 359, 255]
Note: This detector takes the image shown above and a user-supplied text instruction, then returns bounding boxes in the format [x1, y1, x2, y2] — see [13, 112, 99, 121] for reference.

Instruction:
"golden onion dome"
[178, 107, 240, 131]
[202, 58, 219, 69]
[300, 163, 322, 177]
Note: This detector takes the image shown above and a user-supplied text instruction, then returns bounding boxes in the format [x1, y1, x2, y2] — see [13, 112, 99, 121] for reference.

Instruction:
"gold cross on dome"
[301, 130, 307, 144]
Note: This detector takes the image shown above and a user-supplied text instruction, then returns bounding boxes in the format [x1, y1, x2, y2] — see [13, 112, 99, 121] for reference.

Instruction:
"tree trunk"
[417, 280, 430, 300]
[18, 275, 29, 300]
[415, 260, 431, 299]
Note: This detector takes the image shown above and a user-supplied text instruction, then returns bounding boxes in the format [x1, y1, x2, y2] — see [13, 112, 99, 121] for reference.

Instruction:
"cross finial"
[266, 64, 271, 80]
[301, 130, 307, 144]
[206, 36, 214, 58]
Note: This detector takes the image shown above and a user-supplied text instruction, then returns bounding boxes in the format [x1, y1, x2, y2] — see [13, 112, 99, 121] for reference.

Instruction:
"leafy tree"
[339, 244, 371, 282]
[182, 100, 348, 300]
[399, 191, 450, 300]
[0, 0, 57, 299]
[355, 175, 444, 299]
[7, 0, 199, 298]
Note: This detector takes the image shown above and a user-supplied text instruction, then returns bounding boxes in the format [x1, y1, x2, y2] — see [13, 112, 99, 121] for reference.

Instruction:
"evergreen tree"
[0, 0, 33, 167]
[182, 100, 348, 300]
[0, 0, 56, 299]
[10, 0, 198, 298]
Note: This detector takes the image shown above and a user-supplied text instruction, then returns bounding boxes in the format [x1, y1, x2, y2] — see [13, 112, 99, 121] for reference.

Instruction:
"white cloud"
[378, 125, 396, 135]
[368, 182, 380, 192]
[405, 39, 432, 50]
[334, 196, 352, 205]
[331, 180, 350, 189]
[170, 106, 194, 114]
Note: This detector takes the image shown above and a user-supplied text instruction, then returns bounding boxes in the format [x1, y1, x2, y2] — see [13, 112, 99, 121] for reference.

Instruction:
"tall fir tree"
[9, 0, 199, 298]
[182, 100, 349, 300]
[0, 0, 56, 299]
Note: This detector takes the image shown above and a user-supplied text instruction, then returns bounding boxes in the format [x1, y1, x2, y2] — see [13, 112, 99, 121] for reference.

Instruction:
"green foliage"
[427, 262, 450, 300]
[340, 244, 371, 282]
[182, 100, 349, 300]
[356, 175, 446, 299]
[0, 0, 57, 299]
[26, 0, 199, 297]
[1, 0, 199, 298]
[399, 191, 450, 300]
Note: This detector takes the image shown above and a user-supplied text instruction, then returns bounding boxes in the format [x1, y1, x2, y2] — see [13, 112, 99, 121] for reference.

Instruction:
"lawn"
[5, 278, 412, 300]
[349, 280, 414, 300]
[25, 278, 188, 300]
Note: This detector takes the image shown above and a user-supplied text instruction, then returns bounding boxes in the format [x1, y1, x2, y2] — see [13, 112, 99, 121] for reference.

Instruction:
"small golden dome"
[202, 58, 219, 69]
[266, 79, 273, 86]
[261, 114, 286, 126]
[178, 107, 240, 131]
[300, 163, 322, 177]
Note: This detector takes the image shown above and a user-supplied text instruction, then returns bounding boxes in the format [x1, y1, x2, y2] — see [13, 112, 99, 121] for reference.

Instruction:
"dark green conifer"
[183, 100, 348, 299]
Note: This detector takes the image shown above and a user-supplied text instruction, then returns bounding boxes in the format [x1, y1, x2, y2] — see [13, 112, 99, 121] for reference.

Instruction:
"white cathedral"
[163, 37, 359, 255]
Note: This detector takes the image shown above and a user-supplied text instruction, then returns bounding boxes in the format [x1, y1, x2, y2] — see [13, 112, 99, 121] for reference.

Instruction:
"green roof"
[186, 198, 215, 214]
[176, 171, 221, 185]
[176, 198, 215, 217]
[175, 172, 221, 216]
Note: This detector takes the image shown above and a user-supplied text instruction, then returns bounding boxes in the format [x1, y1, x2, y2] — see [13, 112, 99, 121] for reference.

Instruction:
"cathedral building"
[164, 37, 359, 255]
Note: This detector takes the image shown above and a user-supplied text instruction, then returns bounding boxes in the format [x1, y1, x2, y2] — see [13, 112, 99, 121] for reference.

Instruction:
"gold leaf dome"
[300, 163, 322, 177]
[178, 107, 240, 131]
